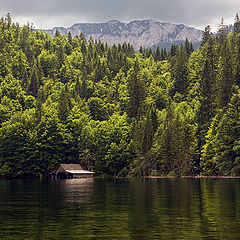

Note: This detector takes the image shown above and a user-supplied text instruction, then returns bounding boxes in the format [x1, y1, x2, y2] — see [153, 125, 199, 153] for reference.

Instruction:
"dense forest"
[0, 14, 240, 178]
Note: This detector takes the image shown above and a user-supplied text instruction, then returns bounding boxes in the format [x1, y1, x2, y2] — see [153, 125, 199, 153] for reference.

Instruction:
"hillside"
[1, 16, 240, 178]
[41, 19, 202, 49]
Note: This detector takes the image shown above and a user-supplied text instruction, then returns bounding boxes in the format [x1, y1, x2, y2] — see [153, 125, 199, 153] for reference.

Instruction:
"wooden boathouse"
[51, 164, 94, 179]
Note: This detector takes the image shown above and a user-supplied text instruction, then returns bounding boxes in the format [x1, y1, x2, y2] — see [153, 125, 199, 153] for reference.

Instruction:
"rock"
[40, 19, 202, 49]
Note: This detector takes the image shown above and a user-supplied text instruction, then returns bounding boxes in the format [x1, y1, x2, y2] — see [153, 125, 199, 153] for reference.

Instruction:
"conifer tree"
[161, 48, 168, 60]
[35, 86, 45, 123]
[19, 25, 31, 61]
[54, 29, 61, 37]
[169, 44, 178, 57]
[155, 46, 161, 62]
[234, 13, 240, 34]
[171, 44, 189, 96]
[79, 32, 86, 42]
[189, 43, 194, 53]
[199, 37, 217, 124]
[74, 78, 81, 98]
[81, 40, 87, 55]
[127, 59, 146, 118]
[158, 103, 175, 174]
[216, 39, 234, 108]
[197, 37, 218, 152]
[28, 62, 40, 97]
[201, 25, 212, 45]
[142, 107, 158, 154]
[185, 38, 191, 55]
[58, 86, 72, 121]
[216, 18, 228, 46]
[235, 35, 240, 86]
[68, 31, 72, 45]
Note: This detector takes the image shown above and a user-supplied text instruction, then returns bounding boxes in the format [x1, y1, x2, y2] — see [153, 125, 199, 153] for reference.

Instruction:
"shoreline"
[143, 175, 240, 179]
[1, 175, 240, 180]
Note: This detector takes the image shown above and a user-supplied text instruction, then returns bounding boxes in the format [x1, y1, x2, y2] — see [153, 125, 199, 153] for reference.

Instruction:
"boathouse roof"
[65, 170, 95, 174]
[51, 164, 94, 175]
[60, 164, 83, 171]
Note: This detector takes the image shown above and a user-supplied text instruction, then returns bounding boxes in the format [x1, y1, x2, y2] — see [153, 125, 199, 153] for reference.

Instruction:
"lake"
[0, 178, 240, 240]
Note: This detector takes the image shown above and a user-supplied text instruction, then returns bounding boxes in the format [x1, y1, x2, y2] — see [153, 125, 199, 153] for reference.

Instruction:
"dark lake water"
[0, 178, 240, 240]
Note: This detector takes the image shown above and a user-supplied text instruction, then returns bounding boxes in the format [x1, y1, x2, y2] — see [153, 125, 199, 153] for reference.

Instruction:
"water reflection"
[0, 178, 240, 240]
[57, 178, 94, 204]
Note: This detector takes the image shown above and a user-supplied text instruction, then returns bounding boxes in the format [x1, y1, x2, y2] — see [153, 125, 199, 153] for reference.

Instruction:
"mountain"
[41, 19, 203, 49]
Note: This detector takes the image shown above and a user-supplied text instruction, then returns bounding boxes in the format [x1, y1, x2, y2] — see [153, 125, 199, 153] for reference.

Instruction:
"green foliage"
[58, 85, 72, 121]
[234, 13, 240, 34]
[171, 44, 189, 97]
[0, 14, 240, 177]
[216, 39, 234, 108]
[201, 25, 212, 46]
[155, 101, 197, 175]
[87, 97, 109, 121]
[127, 59, 146, 118]
[201, 92, 240, 176]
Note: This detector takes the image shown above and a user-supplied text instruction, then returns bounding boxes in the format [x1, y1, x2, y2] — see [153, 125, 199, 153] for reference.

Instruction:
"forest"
[0, 14, 240, 178]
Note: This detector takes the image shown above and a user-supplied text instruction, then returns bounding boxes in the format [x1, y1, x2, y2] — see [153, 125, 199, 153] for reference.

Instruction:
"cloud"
[0, 0, 239, 30]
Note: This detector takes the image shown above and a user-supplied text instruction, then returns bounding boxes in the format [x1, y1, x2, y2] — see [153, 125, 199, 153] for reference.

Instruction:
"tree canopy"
[0, 14, 240, 177]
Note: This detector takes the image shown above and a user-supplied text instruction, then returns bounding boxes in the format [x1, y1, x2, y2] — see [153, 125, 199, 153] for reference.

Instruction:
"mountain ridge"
[40, 19, 203, 49]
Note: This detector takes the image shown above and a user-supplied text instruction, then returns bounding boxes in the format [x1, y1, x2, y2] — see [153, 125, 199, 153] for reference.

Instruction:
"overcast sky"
[0, 0, 239, 30]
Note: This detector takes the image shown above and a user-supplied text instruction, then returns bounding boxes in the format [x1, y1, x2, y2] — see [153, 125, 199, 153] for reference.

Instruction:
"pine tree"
[67, 31, 72, 45]
[201, 25, 212, 45]
[74, 78, 81, 98]
[58, 86, 72, 121]
[234, 13, 240, 34]
[142, 107, 158, 154]
[35, 86, 45, 123]
[185, 38, 191, 55]
[127, 59, 146, 118]
[28, 62, 40, 97]
[169, 44, 178, 57]
[81, 40, 87, 55]
[158, 102, 175, 174]
[79, 32, 86, 42]
[54, 29, 61, 37]
[199, 37, 217, 124]
[197, 37, 218, 153]
[235, 35, 240, 87]
[216, 39, 234, 108]
[155, 46, 161, 62]
[171, 44, 189, 96]
[189, 43, 194, 53]
[216, 18, 228, 46]
[161, 48, 168, 60]
[5, 13, 12, 29]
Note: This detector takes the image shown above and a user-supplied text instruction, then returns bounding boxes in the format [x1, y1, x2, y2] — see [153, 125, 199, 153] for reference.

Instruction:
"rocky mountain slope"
[41, 19, 203, 49]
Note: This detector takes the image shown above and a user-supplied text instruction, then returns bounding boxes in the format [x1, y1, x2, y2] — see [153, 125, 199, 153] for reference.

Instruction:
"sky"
[0, 0, 239, 31]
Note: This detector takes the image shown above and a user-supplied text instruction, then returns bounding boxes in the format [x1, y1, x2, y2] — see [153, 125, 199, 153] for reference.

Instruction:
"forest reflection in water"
[0, 178, 240, 240]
